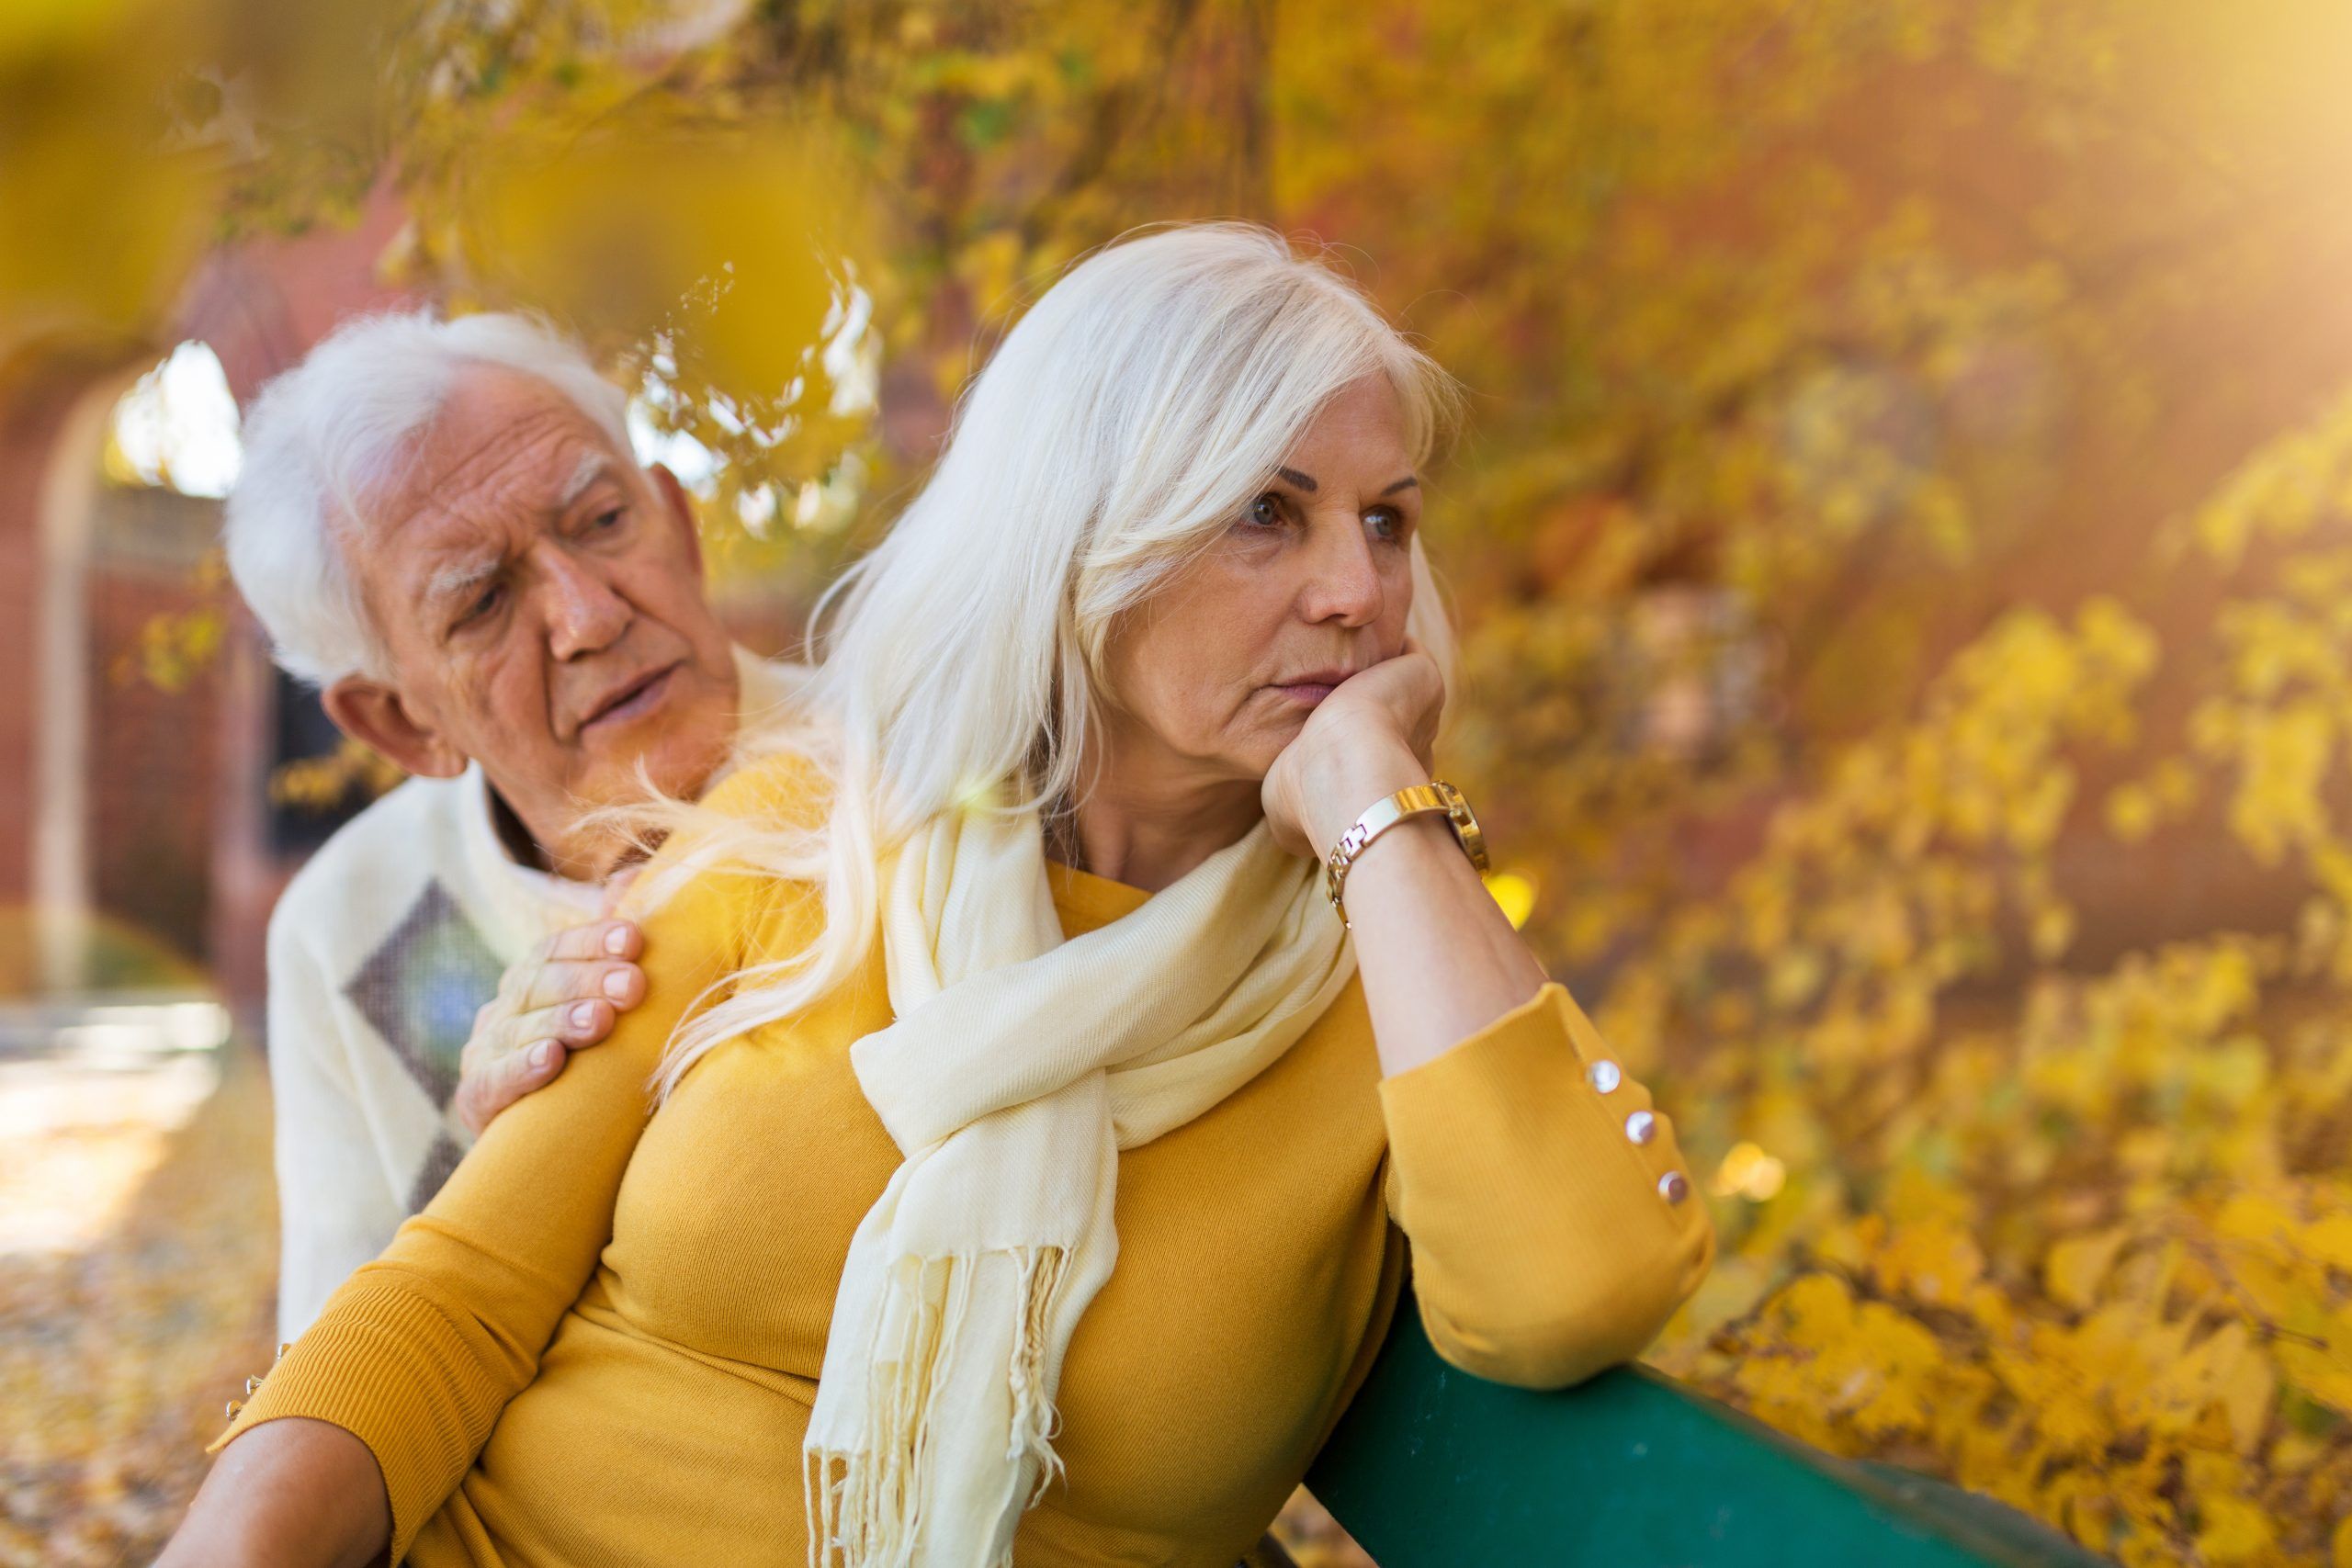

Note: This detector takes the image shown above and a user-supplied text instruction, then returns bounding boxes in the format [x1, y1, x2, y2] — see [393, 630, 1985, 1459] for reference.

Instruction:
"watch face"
[1430, 781, 1490, 873]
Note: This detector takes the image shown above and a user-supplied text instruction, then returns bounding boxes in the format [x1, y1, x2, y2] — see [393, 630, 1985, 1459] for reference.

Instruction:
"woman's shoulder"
[699, 744, 836, 829]
[614, 744, 837, 931]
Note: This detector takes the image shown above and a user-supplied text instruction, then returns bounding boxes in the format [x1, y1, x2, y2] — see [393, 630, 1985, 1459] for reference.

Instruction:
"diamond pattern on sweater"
[342, 879, 503, 1112]
[406, 1130, 467, 1213]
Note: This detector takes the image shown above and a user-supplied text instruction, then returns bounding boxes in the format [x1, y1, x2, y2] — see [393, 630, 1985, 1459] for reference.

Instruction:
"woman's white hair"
[641, 221, 1461, 1097]
[224, 310, 631, 685]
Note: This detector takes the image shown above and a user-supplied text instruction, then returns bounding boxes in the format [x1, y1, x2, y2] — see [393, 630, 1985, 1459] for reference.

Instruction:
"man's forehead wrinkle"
[413, 401, 582, 513]
[368, 372, 634, 627]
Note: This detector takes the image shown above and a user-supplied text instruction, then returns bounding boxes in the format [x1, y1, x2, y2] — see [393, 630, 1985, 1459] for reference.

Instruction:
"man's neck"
[486, 783, 569, 876]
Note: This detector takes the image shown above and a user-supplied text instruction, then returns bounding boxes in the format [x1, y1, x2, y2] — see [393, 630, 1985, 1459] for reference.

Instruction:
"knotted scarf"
[803, 804, 1353, 1566]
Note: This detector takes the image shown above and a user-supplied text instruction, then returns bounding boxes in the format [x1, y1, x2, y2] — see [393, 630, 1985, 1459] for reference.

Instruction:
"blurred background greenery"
[13, 1, 2352, 1562]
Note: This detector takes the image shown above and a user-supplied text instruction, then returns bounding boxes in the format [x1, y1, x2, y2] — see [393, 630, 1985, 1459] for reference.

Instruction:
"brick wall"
[85, 485, 223, 966]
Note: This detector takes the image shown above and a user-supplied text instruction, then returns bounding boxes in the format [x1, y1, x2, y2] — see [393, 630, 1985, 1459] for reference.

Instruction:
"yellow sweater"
[217, 755, 1714, 1566]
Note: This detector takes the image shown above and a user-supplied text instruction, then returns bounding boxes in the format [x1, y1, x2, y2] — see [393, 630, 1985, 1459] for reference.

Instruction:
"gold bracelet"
[1323, 780, 1489, 928]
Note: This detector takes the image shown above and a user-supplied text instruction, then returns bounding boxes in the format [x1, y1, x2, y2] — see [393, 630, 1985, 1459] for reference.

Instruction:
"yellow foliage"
[0, 1054, 276, 1565]
[2044, 1226, 2129, 1310]
[38, 0, 2352, 1562]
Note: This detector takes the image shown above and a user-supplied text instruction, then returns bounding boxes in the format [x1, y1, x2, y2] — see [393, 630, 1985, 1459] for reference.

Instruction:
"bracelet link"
[1323, 780, 1490, 928]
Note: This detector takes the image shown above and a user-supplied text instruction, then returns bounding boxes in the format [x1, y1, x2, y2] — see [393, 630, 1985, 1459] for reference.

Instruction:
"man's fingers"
[510, 998, 616, 1050]
[492, 1039, 567, 1123]
[540, 919, 642, 964]
[516, 956, 645, 1014]
[460, 913, 648, 1137]
[457, 1037, 564, 1136]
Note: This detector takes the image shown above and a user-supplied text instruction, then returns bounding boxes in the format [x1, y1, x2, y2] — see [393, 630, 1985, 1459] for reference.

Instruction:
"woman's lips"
[582, 665, 677, 733]
[1268, 668, 1358, 706]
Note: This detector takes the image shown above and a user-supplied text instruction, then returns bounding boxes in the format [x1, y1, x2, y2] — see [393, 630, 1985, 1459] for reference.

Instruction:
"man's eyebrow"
[560, 452, 614, 508]
[424, 554, 501, 610]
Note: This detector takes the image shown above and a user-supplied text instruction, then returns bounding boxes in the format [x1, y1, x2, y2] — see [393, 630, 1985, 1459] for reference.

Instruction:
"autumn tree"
[20, 0, 2352, 1561]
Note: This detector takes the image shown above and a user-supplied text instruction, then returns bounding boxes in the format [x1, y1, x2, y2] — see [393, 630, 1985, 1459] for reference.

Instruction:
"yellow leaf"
[2044, 1227, 2130, 1312]
[2195, 1495, 2273, 1563]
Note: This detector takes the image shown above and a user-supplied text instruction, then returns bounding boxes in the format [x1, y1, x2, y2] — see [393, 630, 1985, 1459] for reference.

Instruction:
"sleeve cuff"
[209, 1278, 510, 1562]
[1377, 982, 1714, 1385]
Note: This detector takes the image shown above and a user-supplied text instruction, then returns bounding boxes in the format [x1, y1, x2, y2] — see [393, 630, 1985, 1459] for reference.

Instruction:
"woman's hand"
[1260, 642, 1447, 860]
[1261, 644, 1552, 1086]
[1261, 637, 1550, 1076]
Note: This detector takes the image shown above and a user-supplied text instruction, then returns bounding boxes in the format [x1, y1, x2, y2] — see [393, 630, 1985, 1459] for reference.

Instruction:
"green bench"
[1306, 1292, 2113, 1566]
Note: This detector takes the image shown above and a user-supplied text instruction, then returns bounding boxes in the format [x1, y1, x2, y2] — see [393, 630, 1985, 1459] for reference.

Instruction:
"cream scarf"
[801, 803, 1354, 1566]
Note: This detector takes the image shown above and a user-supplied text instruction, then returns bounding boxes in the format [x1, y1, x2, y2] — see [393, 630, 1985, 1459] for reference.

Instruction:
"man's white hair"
[223, 310, 632, 686]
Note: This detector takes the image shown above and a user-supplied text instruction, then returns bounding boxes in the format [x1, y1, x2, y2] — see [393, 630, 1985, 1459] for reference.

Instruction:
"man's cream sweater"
[266, 649, 796, 1338]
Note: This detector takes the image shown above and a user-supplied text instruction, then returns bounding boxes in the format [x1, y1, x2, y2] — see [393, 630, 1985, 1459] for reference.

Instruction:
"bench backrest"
[1306, 1293, 2114, 1566]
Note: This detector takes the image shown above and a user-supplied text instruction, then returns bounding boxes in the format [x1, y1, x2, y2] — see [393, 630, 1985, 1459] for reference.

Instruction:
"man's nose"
[538, 549, 632, 659]
[1299, 516, 1386, 627]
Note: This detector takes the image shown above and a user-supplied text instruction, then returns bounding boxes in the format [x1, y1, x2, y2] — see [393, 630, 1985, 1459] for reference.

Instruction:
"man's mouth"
[581, 663, 681, 733]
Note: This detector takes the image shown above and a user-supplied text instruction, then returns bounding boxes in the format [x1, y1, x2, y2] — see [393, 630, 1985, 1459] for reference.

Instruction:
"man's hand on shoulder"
[454, 874, 647, 1138]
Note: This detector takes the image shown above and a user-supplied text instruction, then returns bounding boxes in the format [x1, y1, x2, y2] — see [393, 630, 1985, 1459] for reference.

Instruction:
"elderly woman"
[163, 223, 1713, 1568]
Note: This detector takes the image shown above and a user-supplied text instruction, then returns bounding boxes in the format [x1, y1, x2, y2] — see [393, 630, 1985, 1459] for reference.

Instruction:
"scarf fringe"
[806, 1247, 1070, 1568]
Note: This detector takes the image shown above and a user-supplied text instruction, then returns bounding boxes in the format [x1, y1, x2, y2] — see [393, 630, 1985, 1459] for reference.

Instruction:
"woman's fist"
[1260, 643, 1445, 860]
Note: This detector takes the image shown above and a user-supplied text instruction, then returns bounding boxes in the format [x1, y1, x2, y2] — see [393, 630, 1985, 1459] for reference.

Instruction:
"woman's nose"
[1298, 518, 1386, 627]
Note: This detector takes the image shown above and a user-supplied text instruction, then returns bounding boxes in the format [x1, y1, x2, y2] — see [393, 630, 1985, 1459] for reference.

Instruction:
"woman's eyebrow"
[1272, 466, 1419, 497]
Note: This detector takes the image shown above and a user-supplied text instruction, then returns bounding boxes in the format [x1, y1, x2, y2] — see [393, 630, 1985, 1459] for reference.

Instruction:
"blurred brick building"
[0, 188, 418, 1022]
[0, 188, 813, 1029]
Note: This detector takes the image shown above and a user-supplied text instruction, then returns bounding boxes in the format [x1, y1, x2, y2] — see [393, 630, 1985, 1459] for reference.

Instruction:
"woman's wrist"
[1299, 739, 1430, 859]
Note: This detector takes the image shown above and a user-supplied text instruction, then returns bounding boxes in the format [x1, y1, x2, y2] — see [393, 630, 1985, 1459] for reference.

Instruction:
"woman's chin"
[1226, 722, 1297, 771]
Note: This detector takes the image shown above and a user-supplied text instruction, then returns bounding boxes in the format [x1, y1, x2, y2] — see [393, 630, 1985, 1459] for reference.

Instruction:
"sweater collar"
[1043, 859, 1153, 937]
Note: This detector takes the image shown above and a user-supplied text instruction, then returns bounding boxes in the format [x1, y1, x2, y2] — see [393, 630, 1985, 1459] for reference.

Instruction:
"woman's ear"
[322, 677, 468, 779]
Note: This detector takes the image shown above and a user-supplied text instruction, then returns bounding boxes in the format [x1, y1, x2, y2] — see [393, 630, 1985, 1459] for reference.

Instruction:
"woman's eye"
[1365, 507, 1404, 542]
[1242, 493, 1284, 529]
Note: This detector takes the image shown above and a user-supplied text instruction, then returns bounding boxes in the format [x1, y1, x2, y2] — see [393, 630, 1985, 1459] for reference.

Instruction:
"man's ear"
[322, 676, 468, 780]
[647, 462, 706, 581]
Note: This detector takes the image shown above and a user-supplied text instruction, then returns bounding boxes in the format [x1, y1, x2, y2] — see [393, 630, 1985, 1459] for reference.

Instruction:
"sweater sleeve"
[209, 763, 796, 1561]
[1378, 980, 1715, 1390]
[265, 907, 408, 1342]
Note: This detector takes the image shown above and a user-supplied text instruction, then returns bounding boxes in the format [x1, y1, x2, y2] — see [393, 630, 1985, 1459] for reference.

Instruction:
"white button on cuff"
[1625, 1110, 1656, 1145]
[1588, 1060, 1623, 1094]
[1657, 1170, 1689, 1203]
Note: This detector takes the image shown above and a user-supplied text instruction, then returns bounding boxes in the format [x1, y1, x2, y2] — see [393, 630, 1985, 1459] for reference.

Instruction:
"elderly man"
[226, 310, 797, 1338]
